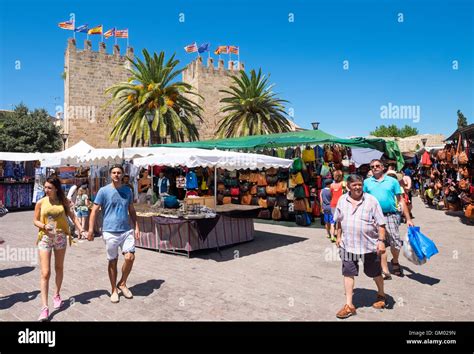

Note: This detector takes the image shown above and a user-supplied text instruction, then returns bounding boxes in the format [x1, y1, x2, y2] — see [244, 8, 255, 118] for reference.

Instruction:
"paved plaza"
[0, 197, 473, 321]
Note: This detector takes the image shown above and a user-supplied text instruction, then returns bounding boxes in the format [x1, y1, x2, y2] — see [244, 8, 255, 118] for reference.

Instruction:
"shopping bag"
[408, 226, 439, 262]
[402, 232, 426, 265]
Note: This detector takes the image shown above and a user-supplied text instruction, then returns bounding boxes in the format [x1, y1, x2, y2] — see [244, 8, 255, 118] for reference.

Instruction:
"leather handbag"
[312, 200, 321, 217]
[459, 179, 470, 191]
[277, 195, 289, 207]
[240, 182, 250, 193]
[239, 171, 251, 181]
[217, 193, 224, 205]
[437, 149, 446, 161]
[324, 145, 333, 162]
[465, 204, 474, 219]
[257, 172, 268, 186]
[294, 199, 307, 212]
[266, 175, 278, 185]
[223, 196, 232, 204]
[251, 196, 259, 206]
[272, 206, 282, 220]
[250, 185, 258, 195]
[276, 180, 288, 194]
[459, 166, 470, 178]
[258, 198, 268, 208]
[267, 196, 277, 208]
[287, 190, 295, 201]
[231, 187, 240, 197]
[266, 167, 278, 175]
[266, 185, 277, 195]
[459, 150, 468, 165]
[257, 186, 267, 198]
[249, 172, 259, 184]
[303, 184, 310, 198]
[280, 206, 290, 220]
[294, 185, 306, 199]
[217, 183, 225, 192]
[277, 168, 289, 180]
[241, 193, 252, 205]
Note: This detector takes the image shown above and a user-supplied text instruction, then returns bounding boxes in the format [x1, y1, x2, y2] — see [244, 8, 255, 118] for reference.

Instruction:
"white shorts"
[102, 229, 135, 261]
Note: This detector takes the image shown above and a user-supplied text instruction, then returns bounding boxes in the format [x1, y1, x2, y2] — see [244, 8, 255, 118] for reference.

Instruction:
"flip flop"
[391, 261, 403, 277]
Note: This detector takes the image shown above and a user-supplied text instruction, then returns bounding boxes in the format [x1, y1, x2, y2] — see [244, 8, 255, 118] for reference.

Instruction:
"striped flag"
[104, 28, 115, 39]
[229, 45, 239, 55]
[58, 20, 74, 30]
[214, 45, 229, 55]
[74, 24, 88, 33]
[115, 29, 128, 38]
[184, 42, 198, 53]
[88, 25, 103, 35]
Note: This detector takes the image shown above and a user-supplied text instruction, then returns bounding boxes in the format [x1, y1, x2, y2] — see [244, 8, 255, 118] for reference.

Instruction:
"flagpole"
[127, 33, 129, 48]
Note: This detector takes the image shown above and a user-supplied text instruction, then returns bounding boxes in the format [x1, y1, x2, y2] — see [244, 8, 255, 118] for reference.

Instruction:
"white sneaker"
[110, 291, 119, 303]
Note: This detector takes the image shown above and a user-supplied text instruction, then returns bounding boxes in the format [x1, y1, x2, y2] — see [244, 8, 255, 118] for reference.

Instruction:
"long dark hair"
[45, 176, 68, 209]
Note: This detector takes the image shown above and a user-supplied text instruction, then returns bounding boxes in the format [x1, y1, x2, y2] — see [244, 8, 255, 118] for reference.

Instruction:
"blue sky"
[0, 0, 472, 138]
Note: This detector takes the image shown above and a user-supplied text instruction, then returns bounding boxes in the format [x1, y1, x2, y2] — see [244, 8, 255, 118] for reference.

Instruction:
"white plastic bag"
[402, 232, 426, 265]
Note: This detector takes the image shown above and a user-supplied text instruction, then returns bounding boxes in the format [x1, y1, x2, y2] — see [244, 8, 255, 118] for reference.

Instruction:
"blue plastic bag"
[408, 226, 439, 261]
[164, 196, 179, 209]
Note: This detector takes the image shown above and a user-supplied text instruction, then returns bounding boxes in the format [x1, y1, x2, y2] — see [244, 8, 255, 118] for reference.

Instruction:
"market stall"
[132, 148, 293, 256]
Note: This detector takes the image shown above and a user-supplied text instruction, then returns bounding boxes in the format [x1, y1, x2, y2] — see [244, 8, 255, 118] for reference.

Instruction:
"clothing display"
[186, 170, 198, 190]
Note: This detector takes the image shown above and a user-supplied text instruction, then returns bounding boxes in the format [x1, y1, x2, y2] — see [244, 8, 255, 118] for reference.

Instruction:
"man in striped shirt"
[333, 174, 387, 319]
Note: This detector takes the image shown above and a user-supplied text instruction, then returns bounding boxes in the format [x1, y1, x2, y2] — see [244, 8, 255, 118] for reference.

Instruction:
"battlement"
[182, 56, 245, 81]
[66, 38, 134, 61]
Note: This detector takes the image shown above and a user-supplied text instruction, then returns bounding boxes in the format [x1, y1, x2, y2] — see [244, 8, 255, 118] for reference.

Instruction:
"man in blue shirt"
[363, 159, 414, 279]
[87, 164, 140, 303]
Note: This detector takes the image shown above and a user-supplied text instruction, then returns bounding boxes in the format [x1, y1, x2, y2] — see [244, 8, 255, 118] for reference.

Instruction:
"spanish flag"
[229, 46, 239, 55]
[58, 20, 74, 30]
[214, 45, 229, 55]
[88, 25, 103, 35]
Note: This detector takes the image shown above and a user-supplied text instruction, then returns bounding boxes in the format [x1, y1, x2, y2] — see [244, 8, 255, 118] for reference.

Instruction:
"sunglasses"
[370, 164, 382, 169]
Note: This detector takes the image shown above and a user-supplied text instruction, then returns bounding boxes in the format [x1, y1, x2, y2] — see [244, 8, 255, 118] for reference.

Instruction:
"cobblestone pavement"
[0, 197, 472, 321]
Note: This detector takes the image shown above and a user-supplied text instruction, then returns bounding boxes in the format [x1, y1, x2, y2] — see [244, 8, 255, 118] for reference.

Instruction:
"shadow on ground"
[48, 279, 165, 320]
[444, 211, 474, 226]
[193, 230, 308, 262]
[0, 290, 40, 310]
[0, 266, 35, 278]
[353, 288, 396, 309]
[402, 266, 441, 286]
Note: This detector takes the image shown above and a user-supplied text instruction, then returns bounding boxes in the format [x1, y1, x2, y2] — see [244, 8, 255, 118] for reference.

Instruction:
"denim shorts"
[76, 209, 89, 218]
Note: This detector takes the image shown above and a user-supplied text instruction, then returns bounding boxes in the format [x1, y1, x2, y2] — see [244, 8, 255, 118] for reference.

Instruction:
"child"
[74, 187, 90, 239]
[320, 179, 335, 241]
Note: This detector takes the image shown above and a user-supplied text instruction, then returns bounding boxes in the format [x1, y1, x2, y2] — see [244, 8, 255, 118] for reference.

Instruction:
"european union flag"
[198, 43, 210, 53]
[75, 24, 88, 33]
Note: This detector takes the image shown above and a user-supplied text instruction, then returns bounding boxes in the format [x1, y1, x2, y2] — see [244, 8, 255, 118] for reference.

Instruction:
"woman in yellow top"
[33, 176, 85, 321]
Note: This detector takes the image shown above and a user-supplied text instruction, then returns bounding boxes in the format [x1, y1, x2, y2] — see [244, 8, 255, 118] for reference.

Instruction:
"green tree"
[0, 103, 62, 152]
[370, 124, 418, 138]
[216, 68, 291, 138]
[457, 110, 468, 129]
[105, 49, 203, 146]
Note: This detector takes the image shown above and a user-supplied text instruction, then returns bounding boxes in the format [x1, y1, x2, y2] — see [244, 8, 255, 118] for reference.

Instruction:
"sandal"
[391, 261, 403, 276]
[382, 271, 392, 280]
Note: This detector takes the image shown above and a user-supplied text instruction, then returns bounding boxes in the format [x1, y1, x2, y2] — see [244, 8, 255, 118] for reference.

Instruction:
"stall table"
[136, 205, 260, 257]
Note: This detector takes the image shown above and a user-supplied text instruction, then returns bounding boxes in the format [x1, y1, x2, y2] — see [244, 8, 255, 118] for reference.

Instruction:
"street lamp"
[421, 138, 427, 147]
[60, 132, 69, 151]
[311, 122, 320, 130]
[145, 111, 154, 146]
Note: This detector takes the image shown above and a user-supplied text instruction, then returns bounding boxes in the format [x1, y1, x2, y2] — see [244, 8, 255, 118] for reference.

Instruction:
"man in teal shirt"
[364, 159, 414, 279]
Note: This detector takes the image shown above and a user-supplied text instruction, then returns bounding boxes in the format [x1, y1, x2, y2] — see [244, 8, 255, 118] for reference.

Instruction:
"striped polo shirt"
[333, 193, 386, 255]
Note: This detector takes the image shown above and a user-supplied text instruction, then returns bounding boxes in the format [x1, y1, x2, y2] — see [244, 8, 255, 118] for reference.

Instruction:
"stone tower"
[64, 38, 134, 148]
[182, 56, 245, 140]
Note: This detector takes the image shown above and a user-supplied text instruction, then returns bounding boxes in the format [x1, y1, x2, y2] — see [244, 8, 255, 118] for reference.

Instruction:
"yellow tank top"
[38, 197, 70, 237]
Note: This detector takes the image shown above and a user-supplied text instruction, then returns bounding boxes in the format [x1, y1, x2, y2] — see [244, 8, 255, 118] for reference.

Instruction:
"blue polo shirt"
[363, 175, 402, 214]
[94, 184, 133, 232]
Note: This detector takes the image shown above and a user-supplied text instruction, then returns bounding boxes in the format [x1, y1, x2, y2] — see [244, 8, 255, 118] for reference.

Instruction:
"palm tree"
[216, 68, 291, 138]
[105, 49, 203, 146]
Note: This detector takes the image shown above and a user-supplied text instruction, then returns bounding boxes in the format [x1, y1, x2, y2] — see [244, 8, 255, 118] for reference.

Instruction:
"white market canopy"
[40, 140, 95, 167]
[133, 148, 293, 170]
[0, 151, 43, 162]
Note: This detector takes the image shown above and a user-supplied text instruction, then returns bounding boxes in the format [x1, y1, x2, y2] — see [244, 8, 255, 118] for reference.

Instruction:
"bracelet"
[377, 239, 385, 242]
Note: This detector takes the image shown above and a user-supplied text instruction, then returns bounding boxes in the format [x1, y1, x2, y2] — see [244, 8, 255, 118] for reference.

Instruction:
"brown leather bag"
[257, 172, 268, 186]
[465, 204, 474, 219]
[437, 149, 446, 161]
[217, 183, 225, 192]
[241, 193, 252, 205]
[250, 185, 258, 195]
[223, 196, 232, 204]
[266, 185, 277, 195]
[249, 172, 259, 184]
[272, 206, 282, 220]
[239, 171, 251, 181]
[294, 199, 307, 212]
[459, 150, 468, 165]
[324, 145, 333, 162]
[266, 167, 277, 175]
[446, 145, 454, 163]
[459, 166, 470, 178]
[258, 197, 268, 208]
[276, 180, 288, 194]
